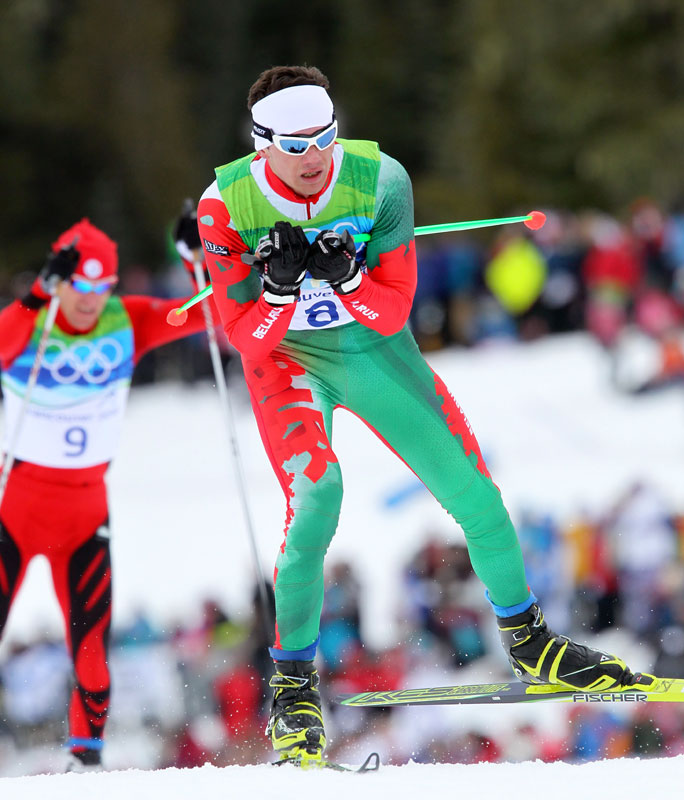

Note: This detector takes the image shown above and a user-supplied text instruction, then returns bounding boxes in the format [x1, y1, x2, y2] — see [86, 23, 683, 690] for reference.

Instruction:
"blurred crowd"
[1, 475, 684, 774]
[411, 198, 684, 395]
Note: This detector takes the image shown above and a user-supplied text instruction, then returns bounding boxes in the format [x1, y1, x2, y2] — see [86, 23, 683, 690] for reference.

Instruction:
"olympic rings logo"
[42, 337, 125, 384]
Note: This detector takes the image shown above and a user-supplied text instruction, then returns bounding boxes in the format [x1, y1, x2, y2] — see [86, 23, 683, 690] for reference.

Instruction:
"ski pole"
[0, 293, 61, 513]
[356, 209, 546, 242]
[167, 209, 546, 322]
[191, 251, 274, 639]
[174, 195, 275, 637]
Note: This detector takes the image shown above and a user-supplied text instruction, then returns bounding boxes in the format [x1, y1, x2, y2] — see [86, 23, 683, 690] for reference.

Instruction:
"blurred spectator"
[517, 510, 572, 631]
[403, 539, 486, 667]
[654, 626, 684, 679]
[631, 705, 665, 756]
[564, 512, 620, 633]
[604, 482, 677, 639]
[567, 706, 629, 762]
[319, 562, 363, 669]
[662, 200, 684, 301]
[581, 213, 642, 348]
[443, 239, 483, 346]
[0, 639, 71, 741]
[629, 198, 669, 292]
[214, 664, 262, 738]
[113, 609, 163, 648]
[484, 232, 548, 341]
[531, 210, 585, 334]
[165, 723, 211, 768]
[411, 240, 451, 351]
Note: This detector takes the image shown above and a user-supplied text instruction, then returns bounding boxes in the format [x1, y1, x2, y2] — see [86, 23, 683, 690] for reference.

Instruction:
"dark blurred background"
[3, 0, 684, 275]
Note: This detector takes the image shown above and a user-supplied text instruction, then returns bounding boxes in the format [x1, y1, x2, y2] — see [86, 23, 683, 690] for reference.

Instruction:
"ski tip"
[166, 307, 188, 327]
[335, 693, 367, 706]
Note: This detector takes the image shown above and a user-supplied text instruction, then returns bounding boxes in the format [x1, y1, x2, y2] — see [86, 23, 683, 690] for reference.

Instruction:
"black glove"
[173, 198, 213, 287]
[39, 244, 80, 293]
[174, 198, 202, 260]
[307, 230, 360, 294]
[259, 221, 309, 305]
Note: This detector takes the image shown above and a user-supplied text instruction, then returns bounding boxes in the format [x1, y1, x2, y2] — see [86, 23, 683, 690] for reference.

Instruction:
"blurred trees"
[2, 0, 684, 278]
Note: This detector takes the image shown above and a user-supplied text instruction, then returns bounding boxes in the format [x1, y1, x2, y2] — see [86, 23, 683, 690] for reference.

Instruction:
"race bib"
[289, 276, 360, 331]
[2, 384, 130, 468]
[2, 312, 135, 468]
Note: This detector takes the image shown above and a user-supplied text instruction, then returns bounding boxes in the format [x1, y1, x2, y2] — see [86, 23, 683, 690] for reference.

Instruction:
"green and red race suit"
[198, 139, 530, 658]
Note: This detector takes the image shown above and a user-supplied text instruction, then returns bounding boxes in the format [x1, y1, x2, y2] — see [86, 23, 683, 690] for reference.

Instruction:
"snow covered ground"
[2, 331, 684, 794]
[5, 753, 684, 800]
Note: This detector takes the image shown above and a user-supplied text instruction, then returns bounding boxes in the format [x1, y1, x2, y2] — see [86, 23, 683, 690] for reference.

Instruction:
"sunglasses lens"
[279, 138, 310, 155]
[71, 279, 115, 294]
[315, 127, 336, 149]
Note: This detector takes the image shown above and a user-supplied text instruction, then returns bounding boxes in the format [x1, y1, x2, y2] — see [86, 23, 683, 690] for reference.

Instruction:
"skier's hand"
[307, 230, 360, 294]
[39, 243, 80, 293]
[174, 198, 212, 286]
[258, 221, 309, 306]
[173, 198, 203, 262]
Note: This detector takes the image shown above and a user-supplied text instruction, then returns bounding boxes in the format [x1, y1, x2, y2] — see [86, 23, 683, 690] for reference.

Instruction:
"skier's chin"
[71, 310, 99, 330]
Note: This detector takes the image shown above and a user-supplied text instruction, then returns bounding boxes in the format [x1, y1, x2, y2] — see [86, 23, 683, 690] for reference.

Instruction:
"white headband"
[251, 85, 335, 151]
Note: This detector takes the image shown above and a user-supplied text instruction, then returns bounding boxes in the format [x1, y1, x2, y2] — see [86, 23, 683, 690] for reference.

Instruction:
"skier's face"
[57, 279, 115, 331]
[259, 125, 334, 198]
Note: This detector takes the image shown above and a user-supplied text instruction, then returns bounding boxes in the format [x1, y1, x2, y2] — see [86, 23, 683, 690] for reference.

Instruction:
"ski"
[273, 751, 380, 773]
[336, 676, 684, 708]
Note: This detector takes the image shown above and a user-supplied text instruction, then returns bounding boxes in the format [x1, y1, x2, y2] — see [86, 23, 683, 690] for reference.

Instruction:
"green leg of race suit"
[243, 324, 530, 654]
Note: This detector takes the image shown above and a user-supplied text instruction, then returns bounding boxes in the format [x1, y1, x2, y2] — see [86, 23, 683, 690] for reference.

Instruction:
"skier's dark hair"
[247, 66, 330, 110]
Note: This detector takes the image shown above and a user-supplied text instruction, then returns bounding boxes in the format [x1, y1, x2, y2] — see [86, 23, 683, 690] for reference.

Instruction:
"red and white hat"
[52, 218, 118, 280]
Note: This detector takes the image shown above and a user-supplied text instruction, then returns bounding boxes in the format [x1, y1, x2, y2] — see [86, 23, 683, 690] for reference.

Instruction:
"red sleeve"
[197, 189, 295, 360]
[123, 294, 219, 362]
[0, 274, 54, 369]
[337, 240, 417, 336]
[0, 299, 43, 370]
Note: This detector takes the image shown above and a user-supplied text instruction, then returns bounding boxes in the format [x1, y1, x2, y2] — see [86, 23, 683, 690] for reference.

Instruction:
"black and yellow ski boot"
[266, 660, 326, 766]
[497, 603, 634, 691]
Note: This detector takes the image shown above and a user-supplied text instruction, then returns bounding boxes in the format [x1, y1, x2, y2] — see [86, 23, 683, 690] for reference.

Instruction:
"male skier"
[192, 65, 647, 765]
[0, 218, 216, 771]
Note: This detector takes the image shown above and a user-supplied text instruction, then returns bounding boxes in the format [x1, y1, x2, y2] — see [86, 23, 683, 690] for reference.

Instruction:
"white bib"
[2, 383, 130, 468]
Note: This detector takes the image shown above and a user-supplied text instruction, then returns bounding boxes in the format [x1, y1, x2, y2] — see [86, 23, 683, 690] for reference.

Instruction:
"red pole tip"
[166, 307, 188, 327]
[524, 210, 546, 231]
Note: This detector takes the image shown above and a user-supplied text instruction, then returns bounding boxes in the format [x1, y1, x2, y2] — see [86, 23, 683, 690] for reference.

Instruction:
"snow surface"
[2, 331, 684, 794]
[5, 754, 684, 799]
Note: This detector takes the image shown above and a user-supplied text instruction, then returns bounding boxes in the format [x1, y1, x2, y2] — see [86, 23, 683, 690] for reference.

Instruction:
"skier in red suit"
[0, 218, 215, 771]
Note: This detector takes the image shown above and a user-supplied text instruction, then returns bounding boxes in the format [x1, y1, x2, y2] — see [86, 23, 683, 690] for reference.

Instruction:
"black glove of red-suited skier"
[22, 242, 80, 309]
[173, 198, 210, 287]
[39, 244, 80, 292]
[307, 229, 360, 294]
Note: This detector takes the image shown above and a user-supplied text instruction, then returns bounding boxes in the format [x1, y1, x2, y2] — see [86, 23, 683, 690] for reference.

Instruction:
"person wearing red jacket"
[0, 218, 214, 771]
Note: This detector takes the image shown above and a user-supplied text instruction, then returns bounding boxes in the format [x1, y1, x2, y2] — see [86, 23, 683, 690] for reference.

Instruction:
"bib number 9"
[64, 426, 88, 457]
